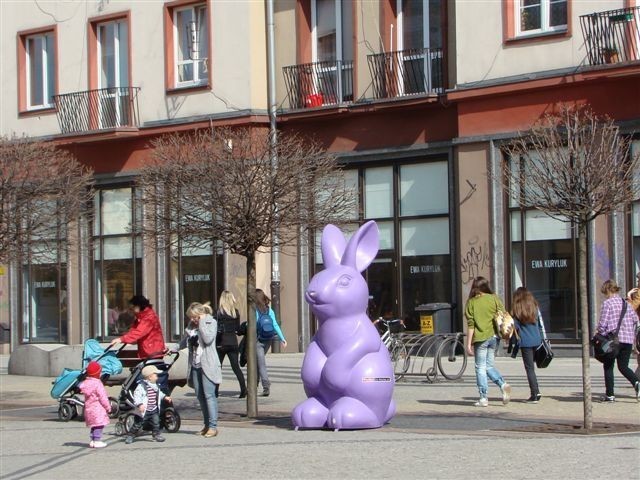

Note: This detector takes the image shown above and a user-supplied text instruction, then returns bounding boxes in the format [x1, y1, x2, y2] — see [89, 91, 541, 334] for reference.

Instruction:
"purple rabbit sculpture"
[292, 220, 396, 430]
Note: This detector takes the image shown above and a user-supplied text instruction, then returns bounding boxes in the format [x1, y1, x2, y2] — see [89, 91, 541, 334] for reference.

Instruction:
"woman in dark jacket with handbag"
[511, 287, 544, 404]
[216, 291, 246, 398]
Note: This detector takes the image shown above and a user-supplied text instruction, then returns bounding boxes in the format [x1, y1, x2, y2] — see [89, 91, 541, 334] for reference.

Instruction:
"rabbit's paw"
[384, 399, 396, 423]
[327, 397, 380, 430]
[291, 397, 329, 429]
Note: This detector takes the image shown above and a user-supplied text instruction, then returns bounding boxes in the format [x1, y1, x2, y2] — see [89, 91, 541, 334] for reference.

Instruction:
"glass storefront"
[21, 245, 67, 343]
[314, 157, 453, 331]
[508, 154, 578, 339]
[92, 187, 142, 338]
[168, 240, 224, 340]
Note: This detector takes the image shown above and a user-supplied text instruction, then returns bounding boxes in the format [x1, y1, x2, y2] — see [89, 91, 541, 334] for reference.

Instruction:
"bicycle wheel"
[436, 337, 467, 380]
[390, 340, 409, 381]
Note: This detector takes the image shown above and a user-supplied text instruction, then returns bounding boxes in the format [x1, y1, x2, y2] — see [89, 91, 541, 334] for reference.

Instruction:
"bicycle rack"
[394, 333, 466, 383]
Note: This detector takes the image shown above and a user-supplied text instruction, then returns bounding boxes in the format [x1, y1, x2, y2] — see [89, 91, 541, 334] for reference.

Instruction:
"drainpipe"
[266, 0, 281, 353]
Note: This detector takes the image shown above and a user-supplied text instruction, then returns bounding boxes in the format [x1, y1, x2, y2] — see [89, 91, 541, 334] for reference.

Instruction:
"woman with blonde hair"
[216, 290, 246, 398]
[595, 280, 640, 402]
[178, 302, 222, 437]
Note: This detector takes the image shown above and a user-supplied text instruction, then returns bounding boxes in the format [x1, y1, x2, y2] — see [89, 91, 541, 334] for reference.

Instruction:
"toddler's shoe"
[91, 441, 107, 448]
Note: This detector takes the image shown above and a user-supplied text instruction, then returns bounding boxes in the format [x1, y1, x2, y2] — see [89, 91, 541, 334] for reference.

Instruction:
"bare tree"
[500, 105, 639, 430]
[0, 136, 94, 265]
[137, 127, 358, 417]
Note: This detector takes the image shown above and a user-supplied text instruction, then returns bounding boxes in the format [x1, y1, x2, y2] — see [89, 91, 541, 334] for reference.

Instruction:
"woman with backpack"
[216, 290, 247, 399]
[254, 289, 287, 397]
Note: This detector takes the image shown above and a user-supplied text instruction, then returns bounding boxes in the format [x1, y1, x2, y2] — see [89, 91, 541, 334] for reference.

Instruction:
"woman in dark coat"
[216, 290, 247, 398]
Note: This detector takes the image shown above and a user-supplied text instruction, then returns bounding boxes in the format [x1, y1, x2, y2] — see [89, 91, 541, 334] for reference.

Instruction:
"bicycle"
[434, 332, 467, 381]
[375, 318, 409, 381]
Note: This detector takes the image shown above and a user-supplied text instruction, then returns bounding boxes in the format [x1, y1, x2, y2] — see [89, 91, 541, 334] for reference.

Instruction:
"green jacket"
[465, 293, 504, 343]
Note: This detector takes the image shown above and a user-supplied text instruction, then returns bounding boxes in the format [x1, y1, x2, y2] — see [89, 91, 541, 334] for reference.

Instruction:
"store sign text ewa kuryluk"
[531, 259, 568, 269]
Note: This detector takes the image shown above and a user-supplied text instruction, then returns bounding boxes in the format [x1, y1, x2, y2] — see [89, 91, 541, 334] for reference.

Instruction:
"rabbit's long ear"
[341, 220, 379, 272]
[321, 224, 347, 267]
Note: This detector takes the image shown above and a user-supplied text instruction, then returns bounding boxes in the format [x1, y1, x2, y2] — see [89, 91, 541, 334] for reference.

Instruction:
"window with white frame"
[174, 4, 208, 86]
[517, 0, 567, 36]
[25, 32, 55, 109]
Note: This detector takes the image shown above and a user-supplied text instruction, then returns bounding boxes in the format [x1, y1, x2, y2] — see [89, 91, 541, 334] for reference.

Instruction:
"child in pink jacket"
[80, 361, 111, 448]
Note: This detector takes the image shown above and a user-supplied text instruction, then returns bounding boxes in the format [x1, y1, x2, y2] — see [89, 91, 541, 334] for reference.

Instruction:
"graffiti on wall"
[461, 236, 491, 285]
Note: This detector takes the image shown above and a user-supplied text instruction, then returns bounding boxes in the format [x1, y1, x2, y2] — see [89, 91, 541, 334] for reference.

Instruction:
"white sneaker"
[501, 383, 511, 405]
[88, 441, 94, 448]
[474, 398, 489, 407]
[91, 441, 107, 448]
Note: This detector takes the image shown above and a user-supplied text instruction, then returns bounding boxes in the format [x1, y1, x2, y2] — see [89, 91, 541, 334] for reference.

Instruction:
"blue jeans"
[474, 336, 506, 399]
[257, 338, 273, 389]
[191, 367, 218, 429]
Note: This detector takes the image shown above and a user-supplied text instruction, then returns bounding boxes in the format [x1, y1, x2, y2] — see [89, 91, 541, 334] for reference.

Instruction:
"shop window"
[365, 166, 393, 219]
[92, 187, 142, 338]
[168, 239, 223, 340]
[21, 243, 67, 343]
[509, 151, 577, 339]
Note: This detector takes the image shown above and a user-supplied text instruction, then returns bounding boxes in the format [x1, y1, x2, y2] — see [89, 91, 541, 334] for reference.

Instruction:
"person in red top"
[110, 295, 166, 359]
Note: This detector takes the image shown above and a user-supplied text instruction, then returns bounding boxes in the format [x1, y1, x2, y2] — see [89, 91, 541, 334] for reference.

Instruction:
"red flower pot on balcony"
[305, 93, 324, 108]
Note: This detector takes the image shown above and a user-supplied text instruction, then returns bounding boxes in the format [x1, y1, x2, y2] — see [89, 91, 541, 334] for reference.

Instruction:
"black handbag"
[535, 340, 554, 368]
[591, 301, 626, 363]
[534, 313, 553, 368]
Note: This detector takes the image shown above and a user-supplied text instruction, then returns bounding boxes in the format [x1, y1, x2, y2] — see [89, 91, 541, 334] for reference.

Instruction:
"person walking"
[180, 302, 222, 437]
[216, 291, 247, 399]
[79, 361, 111, 448]
[511, 287, 544, 403]
[254, 289, 287, 397]
[596, 280, 640, 403]
[464, 276, 511, 407]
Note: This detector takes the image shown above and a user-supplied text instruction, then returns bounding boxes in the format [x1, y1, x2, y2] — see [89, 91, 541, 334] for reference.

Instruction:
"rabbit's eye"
[337, 274, 352, 287]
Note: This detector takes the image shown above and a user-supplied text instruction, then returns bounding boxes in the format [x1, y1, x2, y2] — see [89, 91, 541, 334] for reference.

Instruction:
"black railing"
[367, 47, 444, 100]
[282, 60, 353, 109]
[53, 87, 140, 134]
[580, 6, 639, 65]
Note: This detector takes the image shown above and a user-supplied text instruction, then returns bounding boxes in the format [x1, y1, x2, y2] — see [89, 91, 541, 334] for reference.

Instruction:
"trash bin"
[415, 303, 453, 334]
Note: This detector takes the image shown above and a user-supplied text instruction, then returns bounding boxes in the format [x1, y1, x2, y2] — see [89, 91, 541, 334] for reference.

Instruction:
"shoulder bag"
[534, 312, 554, 368]
[493, 295, 516, 340]
[591, 300, 626, 363]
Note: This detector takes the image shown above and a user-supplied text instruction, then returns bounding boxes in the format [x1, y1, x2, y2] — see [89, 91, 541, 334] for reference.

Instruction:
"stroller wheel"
[58, 403, 76, 422]
[124, 413, 136, 433]
[71, 395, 84, 418]
[108, 397, 120, 419]
[114, 422, 124, 436]
[163, 407, 181, 433]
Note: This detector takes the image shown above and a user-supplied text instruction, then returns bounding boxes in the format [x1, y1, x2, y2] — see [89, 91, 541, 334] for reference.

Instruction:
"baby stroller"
[113, 349, 182, 436]
[50, 339, 124, 421]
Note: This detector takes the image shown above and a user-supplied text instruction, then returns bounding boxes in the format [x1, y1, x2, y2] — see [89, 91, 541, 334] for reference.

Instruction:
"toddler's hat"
[141, 365, 162, 378]
[86, 361, 102, 378]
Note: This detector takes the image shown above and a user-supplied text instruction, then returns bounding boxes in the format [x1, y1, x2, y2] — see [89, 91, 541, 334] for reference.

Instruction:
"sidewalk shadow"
[252, 415, 292, 430]
[417, 398, 488, 407]
[62, 442, 88, 448]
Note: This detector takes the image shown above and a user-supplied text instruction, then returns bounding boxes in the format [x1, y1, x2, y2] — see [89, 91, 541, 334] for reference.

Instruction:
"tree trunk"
[245, 253, 258, 418]
[578, 224, 592, 430]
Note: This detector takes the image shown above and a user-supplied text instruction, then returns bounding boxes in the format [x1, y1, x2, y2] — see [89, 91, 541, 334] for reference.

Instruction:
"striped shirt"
[596, 296, 639, 344]
[145, 384, 159, 413]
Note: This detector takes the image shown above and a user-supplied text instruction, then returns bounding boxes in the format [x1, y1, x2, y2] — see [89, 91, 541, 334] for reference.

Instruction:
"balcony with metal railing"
[367, 47, 444, 100]
[580, 6, 640, 66]
[53, 87, 141, 135]
[282, 60, 353, 110]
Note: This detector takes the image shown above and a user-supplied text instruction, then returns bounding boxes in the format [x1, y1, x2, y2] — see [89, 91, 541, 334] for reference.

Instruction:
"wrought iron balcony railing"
[367, 47, 444, 100]
[282, 60, 353, 109]
[53, 87, 141, 135]
[580, 6, 640, 65]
